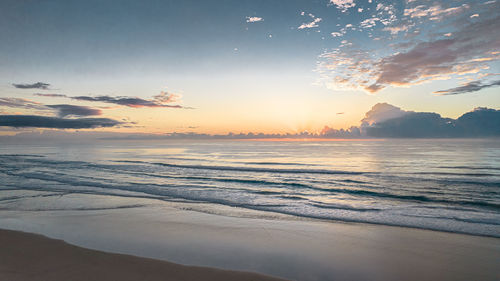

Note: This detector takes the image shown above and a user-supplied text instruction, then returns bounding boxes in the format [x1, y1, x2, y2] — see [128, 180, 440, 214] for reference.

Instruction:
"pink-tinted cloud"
[329, 0, 355, 12]
[317, 1, 500, 94]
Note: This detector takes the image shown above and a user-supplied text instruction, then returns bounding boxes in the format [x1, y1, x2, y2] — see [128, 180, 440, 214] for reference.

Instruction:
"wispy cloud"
[434, 79, 500, 95]
[12, 82, 51, 90]
[0, 98, 47, 110]
[33, 93, 66, 97]
[36, 91, 185, 108]
[298, 17, 322, 29]
[71, 93, 184, 108]
[404, 4, 470, 21]
[246, 16, 263, 23]
[0, 115, 121, 129]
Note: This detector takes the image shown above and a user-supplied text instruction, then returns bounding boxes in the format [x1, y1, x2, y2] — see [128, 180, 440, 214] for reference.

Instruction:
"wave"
[4, 166, 500, 211]
[0, 154, 45, 158]
[413, 172, 498, 177]
[114, 160, 365, 175]
[242, 161, 318, 166]
[437, 165, 500, 171]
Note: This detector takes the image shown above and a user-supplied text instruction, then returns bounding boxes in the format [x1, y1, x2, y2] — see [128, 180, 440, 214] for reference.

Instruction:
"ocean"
[1, 139, 499, 237]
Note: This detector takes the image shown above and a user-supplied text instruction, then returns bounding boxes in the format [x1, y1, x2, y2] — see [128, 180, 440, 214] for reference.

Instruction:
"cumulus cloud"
[12, 82, 51, 90]
[365, 112, 455, 137]
[360, 103, 410, 126]
[434, 79, 500, 95]
[246, 16, 263, 23]
[0, 115, 121, 129]
[455, 107, 500, 136]
[361, 104, 500, 138]
[46, 104, 102, 117]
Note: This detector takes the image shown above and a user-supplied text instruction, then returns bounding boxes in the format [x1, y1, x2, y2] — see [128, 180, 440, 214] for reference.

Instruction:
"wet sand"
[0, 228, 285, 281]
[1, 196, 499, 281]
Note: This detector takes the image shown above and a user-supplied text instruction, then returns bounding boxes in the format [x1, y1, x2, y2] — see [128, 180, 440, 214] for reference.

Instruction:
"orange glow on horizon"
[239, 138, 385, 142]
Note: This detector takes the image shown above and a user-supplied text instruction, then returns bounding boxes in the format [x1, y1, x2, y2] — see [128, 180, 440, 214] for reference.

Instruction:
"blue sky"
[1, 0, 499, 134]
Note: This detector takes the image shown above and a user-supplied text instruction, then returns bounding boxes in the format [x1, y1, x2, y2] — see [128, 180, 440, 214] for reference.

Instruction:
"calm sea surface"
[1, 139, 499, 237]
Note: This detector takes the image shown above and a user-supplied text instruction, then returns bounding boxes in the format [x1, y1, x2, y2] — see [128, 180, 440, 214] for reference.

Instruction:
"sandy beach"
[1, 195, 499, 281]
[0, 228, 285, 281]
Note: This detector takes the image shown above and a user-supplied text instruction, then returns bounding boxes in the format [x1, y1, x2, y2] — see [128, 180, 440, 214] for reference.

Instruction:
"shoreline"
[1, 201, 499, 281]
[0, 228, 286, 281]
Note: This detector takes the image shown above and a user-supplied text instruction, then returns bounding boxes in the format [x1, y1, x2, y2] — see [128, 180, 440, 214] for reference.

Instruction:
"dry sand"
[0, 228, 286, 281]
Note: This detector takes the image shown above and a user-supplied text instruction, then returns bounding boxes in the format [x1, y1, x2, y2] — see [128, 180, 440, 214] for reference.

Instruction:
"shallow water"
[1, 139, 499, 237]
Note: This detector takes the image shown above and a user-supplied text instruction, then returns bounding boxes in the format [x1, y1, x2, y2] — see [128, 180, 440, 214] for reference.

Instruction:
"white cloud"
[329, 0, 355, 12]
[298, 17, 322, 29]
[246, 16, 263, 23]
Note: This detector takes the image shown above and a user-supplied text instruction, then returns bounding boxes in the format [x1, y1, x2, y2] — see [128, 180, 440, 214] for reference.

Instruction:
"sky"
[0, 0, 499, 136]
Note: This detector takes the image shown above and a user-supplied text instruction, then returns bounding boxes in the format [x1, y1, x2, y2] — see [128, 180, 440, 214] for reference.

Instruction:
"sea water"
[0, 139, 499, 237]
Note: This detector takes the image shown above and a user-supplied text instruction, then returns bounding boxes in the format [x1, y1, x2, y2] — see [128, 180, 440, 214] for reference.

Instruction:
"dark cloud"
[0, 98, 101, 118]
[46, 104, 102, 117]
[363, 104, 500, 138]
[0, 115, 121, 129]
[72, 92, 183, 108]
[33, 91, 188, 109]
[12, 82, 51, 90]
[434, 79, 500, 95]
[455, 107, 500, 137]
[365, 112, 456, 137]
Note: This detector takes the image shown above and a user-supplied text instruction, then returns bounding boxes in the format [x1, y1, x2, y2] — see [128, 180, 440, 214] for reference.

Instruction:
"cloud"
[33, 93, 67, 97]
[0, 98, 47, 110]
[12, 82, 51, 90]
[298, 17, 322, 29]
[362, 104, 500, 138]
[455, 107, 500, 136]
[33, 91, 187, 108]
[360, 103, 410, 126]
[71, 93, 183, 108]
[0, 97, 102, 117]
[329, 0, 355, 12]
[246, 16, 263, 23]
[0, 115, 121, 129]
[404, 4, 470, 21]
[318, 10, 500, 93]
[46, 104, 102, 117]
[434, 79, 500, 95]
[383, 24, 412, 35]
[316, 0, 500, 94]
[364, 111, 455, 137]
